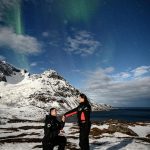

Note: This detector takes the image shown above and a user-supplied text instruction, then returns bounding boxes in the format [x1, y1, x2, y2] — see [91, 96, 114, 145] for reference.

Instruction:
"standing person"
[42, 108, 66, 150]
[63, 93, 91, 150]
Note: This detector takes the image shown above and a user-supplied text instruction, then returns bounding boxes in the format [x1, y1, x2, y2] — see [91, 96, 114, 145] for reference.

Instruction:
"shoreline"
[1, 117, 150, 124]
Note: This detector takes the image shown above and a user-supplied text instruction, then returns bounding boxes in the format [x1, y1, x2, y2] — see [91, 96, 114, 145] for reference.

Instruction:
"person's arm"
[44, 115, 48, 134]
[64, 107, 78, 118]
[59, 120, 65, 130]
[44, 115, 51, 136]
[61, 116, 65, 128]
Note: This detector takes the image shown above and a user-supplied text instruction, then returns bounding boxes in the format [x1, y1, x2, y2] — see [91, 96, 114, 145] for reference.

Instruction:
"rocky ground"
[0, 119, 150, 150]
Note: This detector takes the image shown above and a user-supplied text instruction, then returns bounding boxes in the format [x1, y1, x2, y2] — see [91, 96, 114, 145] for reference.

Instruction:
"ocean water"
[91, 107, 150, 122]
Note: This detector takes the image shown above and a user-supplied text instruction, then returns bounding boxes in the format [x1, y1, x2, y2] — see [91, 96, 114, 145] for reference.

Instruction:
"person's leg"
[79, 124, 91, 150]
[42, 137, 49, 150]
[53, 136, 67, 150]
[48, 143, 55, 150]
[58, 136, 67, 150]
[42, 136, 55, 150]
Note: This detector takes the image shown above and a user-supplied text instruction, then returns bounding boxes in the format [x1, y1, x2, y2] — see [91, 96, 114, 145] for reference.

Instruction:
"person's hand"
[62, 115, 65, 122]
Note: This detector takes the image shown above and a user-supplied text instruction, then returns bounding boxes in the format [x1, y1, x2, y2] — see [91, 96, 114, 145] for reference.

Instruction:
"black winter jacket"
[64, 102, 91, 125]
[44, 115, 65, 140]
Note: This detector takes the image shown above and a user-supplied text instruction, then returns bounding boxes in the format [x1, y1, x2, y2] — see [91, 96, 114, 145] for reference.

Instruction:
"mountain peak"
[42, 69, 58, 76]
[42, 69, 65, 81]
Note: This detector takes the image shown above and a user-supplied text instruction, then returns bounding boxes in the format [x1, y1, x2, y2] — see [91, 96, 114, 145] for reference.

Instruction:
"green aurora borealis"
[1, 0, 29, 70]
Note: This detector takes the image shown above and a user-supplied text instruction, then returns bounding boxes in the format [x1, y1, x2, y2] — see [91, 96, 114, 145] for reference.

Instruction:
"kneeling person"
[42, 108, 66, 150]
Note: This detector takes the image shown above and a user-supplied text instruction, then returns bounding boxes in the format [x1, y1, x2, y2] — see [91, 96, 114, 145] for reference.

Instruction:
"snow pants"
[42, 135, 66, 150]
[79, 122, 91, 150]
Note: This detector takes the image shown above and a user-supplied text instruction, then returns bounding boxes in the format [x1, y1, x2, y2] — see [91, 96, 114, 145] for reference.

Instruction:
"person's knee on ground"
[58, 136, 67, 149]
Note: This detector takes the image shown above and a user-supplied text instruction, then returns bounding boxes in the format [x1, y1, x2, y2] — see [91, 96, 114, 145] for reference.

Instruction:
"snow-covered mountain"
[0, 60, 111, 123]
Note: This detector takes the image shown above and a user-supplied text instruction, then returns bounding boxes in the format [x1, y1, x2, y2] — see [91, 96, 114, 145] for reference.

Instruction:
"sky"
[0, 0, 150, 107]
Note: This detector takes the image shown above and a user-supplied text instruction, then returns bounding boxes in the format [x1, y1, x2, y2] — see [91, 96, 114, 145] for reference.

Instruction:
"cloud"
[0, 55, 5, 60]
[40, 67, 46, 71]
[120, 72, 131, 78]
[0, 27, 41, 54]
[82, 66, 150, 106]
[71, 69, 81, 73]
[113, 66, 150, 80]
[46, 30, 61, 47]
[131, 66, 150, 77]
[42, 31, 49, 37]
[30, 62, 38, 67]
[113, 72, 131, 80]
[64, 30, 101, 56]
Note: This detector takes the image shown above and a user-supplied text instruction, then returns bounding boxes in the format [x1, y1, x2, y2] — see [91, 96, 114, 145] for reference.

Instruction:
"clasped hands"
[60, 115, 66, 133]
[61, 115, 65, 122]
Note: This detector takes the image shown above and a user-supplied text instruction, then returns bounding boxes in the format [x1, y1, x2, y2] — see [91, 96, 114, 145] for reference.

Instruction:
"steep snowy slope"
[0, 60, 111, 123]
[0, 60, 28, 83]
